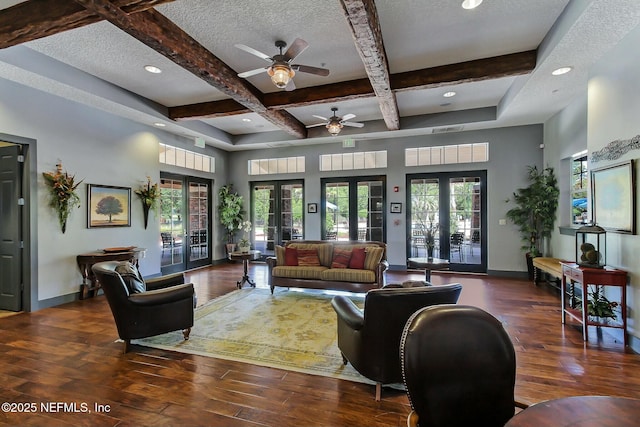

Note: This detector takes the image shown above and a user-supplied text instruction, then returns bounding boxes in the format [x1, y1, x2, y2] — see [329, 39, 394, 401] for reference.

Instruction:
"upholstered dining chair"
[331, 283, 463, 401]
[92, 261, 195, 353]
[400, 304, 528, 427]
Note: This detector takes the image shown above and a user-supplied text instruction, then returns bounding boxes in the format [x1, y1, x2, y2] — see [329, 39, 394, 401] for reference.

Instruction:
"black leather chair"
[92, 261, 195, 353]
[331, 283, 463, 400]
[400, 305, 528, 427]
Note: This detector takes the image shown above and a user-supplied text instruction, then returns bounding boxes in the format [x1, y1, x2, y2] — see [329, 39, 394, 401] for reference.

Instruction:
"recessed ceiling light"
[552, 66, 572, 76]
[462, 0, 483, 10]
[154, 122, 166, 127]
[443, 91, 457, 98]
[144, 65, 162, 74]
[242, 118, 252, 122]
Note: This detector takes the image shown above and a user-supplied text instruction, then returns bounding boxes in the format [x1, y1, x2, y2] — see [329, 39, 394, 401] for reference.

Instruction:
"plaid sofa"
[266, 240, 388, 294]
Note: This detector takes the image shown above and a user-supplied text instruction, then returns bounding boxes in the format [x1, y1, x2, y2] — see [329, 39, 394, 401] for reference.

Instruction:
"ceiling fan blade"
[342, 121, 364, 128]
[285, 78, 296, 91]
[292, 64, 330, 76]
[235, 44, 272, 61]
[341, 113, 356, 121]
[312, 115, 328, 121]
[306, 122, 328, 128]
[238, 67, 269, 78]
[283, 38, 309, 61]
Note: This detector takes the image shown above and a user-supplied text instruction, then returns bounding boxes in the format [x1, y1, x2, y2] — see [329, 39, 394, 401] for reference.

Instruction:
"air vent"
[432, 125, 464, 134]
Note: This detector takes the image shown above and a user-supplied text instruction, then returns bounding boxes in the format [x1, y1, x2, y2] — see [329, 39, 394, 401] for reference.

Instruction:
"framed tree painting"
[87, 184, 131, 228]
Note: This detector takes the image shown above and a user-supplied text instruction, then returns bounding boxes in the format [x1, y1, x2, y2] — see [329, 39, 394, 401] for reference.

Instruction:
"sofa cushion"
[364, 247, 385, 271]
[331, 248, 352, 269]
[298, 248, 321, 266]
[272, 266, 327, 280]
[285, 247, 299, 266]
[288, 243, 333, 266]
[275, 245, 285, 265]
[321, 268, 376, 283]
[349, 247, 366, 269]
[115, 261, 145, 294]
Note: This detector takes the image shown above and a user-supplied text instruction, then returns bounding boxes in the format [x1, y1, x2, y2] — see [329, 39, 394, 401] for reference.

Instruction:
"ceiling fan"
[307, 107, 364, 136]
[235, 38, 330, 91]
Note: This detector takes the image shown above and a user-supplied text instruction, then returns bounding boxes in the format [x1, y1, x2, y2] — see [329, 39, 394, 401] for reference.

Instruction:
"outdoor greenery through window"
[159, 143, 214, 173]
[572, 154, 588, 224]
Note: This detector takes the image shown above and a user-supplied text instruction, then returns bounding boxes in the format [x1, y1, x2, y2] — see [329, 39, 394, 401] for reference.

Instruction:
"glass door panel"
[160, 178, 184, 272]
[280, 184, 304, 241]
[409, 178, 441, 258]
[449, 177, 481, 265]
[325, 182, 349, 240]
[359, 180, 383, 241]
[253, 184, 275, 256]
[188, 181, 209, 265]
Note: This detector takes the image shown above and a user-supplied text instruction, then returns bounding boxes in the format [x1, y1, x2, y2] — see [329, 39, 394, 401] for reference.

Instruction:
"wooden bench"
[532, 257, 565, 288]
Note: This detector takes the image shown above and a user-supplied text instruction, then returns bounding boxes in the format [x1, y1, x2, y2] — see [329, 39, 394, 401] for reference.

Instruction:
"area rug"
[136, 288, 372, 384]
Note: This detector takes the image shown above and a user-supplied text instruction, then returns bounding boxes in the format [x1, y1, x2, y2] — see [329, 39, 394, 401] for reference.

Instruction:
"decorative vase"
[226, 243, 236, 255]
[142, 202, 151, 230]
[427, 246, 434, 260]
[238, 245, 250, 253]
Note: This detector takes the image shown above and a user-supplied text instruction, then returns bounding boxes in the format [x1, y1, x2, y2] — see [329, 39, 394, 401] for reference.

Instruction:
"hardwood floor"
[1, 262, 640, 426]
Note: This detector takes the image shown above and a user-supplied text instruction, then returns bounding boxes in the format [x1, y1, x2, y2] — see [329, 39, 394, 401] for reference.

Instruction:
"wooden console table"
[77, 247, 146, 299]
[561, 262, 628, 346]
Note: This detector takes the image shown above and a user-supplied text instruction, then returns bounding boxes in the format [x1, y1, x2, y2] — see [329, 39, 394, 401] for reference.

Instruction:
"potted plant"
[218, 184, 244, 254]
[587, 285, 618, 322]
[238, 220, 252, 253]
[505, 165, 559, 278]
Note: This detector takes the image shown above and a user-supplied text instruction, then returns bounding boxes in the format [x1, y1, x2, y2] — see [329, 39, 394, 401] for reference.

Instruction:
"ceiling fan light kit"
[236, 38, 329, 90]
[268, 63, 294, 88]
[327, 121, 343, 136]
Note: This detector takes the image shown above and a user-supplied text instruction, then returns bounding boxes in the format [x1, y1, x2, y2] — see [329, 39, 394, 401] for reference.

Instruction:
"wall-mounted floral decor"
[42, 162, 83, 233]
[134, 176, 160, 229]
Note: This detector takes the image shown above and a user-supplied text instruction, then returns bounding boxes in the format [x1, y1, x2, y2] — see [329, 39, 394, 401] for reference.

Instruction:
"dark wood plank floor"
[1, 262, 640, 426]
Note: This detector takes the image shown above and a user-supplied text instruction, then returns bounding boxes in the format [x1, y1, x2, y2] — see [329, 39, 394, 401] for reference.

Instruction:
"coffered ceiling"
[1, 0, 639, 151]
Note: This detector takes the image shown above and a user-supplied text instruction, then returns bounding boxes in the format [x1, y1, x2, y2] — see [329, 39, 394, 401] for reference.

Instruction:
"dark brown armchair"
[330, 283, 463, 400]
[92, 261, 195, 353]
[400, 305, 528, 427]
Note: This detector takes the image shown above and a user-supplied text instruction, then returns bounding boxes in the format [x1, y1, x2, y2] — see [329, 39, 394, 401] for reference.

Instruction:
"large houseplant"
[506, 166, 559, 275]
[218, 184, 244, 253]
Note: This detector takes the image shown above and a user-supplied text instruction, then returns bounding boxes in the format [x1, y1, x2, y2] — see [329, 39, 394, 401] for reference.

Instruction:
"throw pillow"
[115, 261, 145, 294]
[364, 247, 385, 271]
[331, 248, 352, 269]
[297, 248, 321, 266]
[349, 247, 366, 269]
[284, 247, 298, 266]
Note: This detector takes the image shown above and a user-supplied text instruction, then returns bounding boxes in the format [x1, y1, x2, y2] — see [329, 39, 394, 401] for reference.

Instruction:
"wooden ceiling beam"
[169, 51, 536, 120]
[339, 0, 399, 130]
[72, 0, 307, 138]
[0, 0, 175, 49]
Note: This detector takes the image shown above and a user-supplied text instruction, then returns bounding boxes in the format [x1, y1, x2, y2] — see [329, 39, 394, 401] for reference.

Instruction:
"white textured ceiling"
[1, 0, 640, 150]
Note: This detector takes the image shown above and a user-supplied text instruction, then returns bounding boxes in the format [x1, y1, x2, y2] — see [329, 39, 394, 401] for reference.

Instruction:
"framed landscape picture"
[87, 184, 131, 228]
[591, 160, 635, 234]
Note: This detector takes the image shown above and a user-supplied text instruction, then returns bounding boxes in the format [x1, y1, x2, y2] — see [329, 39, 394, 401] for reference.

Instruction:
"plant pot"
[226, 243, 236, 255]
[142, 203, 151, 229]
[526, 252, 536, 280]
[238, 245, 250, 253]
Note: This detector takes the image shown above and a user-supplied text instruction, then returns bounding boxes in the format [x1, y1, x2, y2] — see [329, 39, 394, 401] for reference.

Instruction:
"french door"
[251, 180, 304, 257]
[160, 173, 211, 274]
[407, 171, 486, 273]
[321, 176, 386, 241]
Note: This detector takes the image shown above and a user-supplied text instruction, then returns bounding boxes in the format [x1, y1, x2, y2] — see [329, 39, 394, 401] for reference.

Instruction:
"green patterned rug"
[136, 288, 372, 384]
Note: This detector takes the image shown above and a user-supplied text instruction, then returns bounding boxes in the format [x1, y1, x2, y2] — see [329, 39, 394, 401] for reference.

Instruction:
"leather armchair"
[92, 261, 195, 353]
[330, 283, 462, 400]
[400, 305, 528, 427]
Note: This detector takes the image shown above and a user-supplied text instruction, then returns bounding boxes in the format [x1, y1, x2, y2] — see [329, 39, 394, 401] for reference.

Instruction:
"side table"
[228, 250, 261, 289]
[407, 257, 450, 281]
[560, 262, 628, 346]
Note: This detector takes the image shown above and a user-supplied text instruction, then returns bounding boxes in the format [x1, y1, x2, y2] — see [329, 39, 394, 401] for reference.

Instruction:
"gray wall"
[227, 125, 544, 272]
